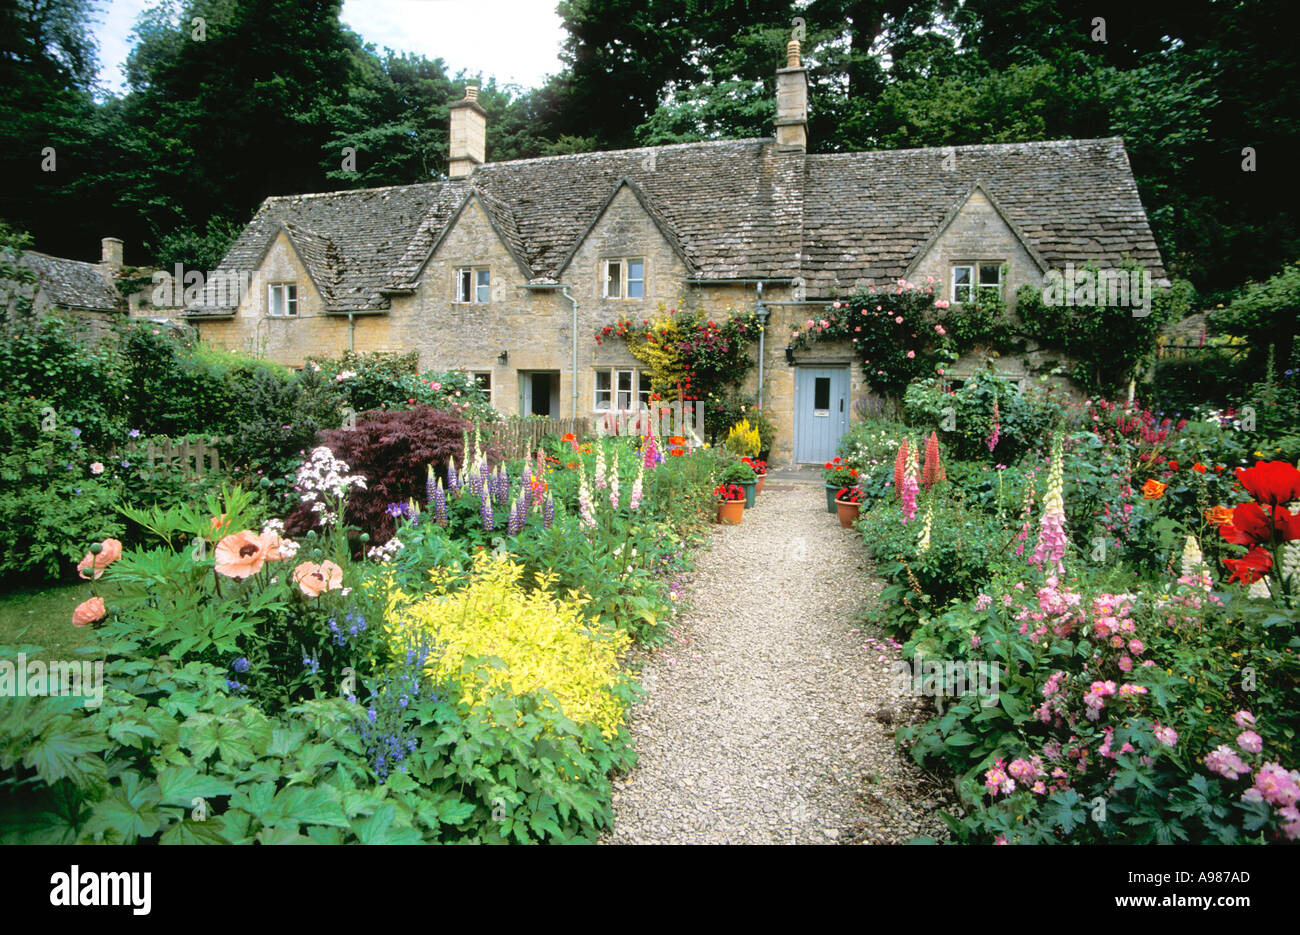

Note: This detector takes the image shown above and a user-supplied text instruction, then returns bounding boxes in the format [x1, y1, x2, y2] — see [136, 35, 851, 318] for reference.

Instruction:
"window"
[813, 376, 831, 411]
[594, 368, 650, 410]
[268, 283, 297, 317]
[456, 267, 490, 303]
[603, 258, 645, 299]
[472, 371, 491, 400]
[951, 263, 1003, 304]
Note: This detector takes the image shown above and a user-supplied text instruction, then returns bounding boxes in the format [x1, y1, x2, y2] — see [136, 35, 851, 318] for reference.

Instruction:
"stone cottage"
[184, 41, 1164, 464]
[4, 237, 188, 340]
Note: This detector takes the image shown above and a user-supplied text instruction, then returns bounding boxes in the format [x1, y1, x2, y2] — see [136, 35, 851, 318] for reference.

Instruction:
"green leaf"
[156, 766, 236, 807]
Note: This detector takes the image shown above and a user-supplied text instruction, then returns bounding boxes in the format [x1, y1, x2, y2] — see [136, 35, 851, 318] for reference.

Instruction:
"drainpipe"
[516, 283, 580, 420]
[754, 282, 767, 409]
[561, 285, 578, 419]
[348, 312, 355, 353]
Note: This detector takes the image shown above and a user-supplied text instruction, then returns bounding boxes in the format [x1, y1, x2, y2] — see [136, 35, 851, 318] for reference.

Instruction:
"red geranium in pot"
[743, 457, 768, 495]
[715, 483, 745, 524]
[835, 485, 864, 528]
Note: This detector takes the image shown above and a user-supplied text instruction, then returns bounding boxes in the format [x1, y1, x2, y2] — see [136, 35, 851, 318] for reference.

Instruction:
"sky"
[93, 0, 567, 95]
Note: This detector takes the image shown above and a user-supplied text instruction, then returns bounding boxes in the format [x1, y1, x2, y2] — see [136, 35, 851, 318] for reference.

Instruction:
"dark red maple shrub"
[284, 405, 498, 542]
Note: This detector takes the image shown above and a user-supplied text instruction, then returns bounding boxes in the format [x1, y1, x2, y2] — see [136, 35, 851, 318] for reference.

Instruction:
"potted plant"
[822, 457, 858, 513]
[743, 457, 768, 496]
[834, 485, 864, 528]
[719, 459, 758, 508]
[715, 483, 745, 524]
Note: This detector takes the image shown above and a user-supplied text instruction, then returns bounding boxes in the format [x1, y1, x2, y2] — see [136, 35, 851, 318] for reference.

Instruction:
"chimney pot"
[448, 86, 487, 179]
[786, 39, 801, 68]
[774, 43, 808, 153]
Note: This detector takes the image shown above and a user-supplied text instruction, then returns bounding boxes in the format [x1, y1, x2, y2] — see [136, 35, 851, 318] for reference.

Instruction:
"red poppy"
[1168, 460, 1178, 471]
[1219, 502, 1276, 547]
[1193, 463, 1207, 473]
[1235, 460, 1300, 507]
[1224, 547, 1273, 585]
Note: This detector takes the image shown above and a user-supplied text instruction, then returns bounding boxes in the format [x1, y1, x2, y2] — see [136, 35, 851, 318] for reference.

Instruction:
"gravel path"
[605, 481, 956, 845]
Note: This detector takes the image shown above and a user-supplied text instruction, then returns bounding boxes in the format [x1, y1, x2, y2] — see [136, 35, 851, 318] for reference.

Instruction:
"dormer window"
[456, 267, 490, 303]
[603, 258, 644, 299]
[268, 283, 297, 317]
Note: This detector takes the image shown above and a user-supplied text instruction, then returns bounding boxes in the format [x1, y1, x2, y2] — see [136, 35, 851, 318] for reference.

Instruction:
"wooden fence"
[594, 401, 707, 440]
[469, 418, 590, 460]
[129, 435, 231, 476]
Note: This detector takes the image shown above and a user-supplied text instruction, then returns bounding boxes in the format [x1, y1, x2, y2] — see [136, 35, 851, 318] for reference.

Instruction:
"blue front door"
[794, 366, 849, 463]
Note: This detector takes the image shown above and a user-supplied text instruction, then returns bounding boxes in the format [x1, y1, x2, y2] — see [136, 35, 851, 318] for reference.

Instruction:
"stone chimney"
[448, 85, 487, 179]
[774, 40, 808, 153]
[100, 236, 124, 271]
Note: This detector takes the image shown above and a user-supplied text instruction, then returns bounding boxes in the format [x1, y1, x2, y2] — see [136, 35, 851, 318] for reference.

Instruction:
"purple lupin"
[433, 478, 448, 526]
[507, 496, 524, 536]
[479, 481, 494, 531]
[447, 456, 459, 492]
[543, 494, 555, 529]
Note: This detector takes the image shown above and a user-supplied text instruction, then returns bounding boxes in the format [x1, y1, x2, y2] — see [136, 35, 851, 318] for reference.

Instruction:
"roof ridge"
[808, 137, 1126, 159]
[477, 136, 769, 170]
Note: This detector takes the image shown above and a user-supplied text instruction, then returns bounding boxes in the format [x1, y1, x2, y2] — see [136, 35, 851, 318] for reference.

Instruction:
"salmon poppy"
[72, 596, 106, 627]
[293, 560, 343, 597]
[76, 538, 123, 580]
[1142, 479, 1167, 499]
[1235, 460, 1300, 507]
[1192, 463, 1207, 473]
[215, 530, 270, 579]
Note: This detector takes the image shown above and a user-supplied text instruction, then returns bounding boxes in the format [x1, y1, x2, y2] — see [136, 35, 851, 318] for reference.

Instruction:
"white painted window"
[268, 282, 297, 317]
[952, 263, 1003, 304]
[951, 265, 973, 305]
[456, 267, 490, 303]
[603, 258, 645, 299]
[593, 368, 649, 410]
[472, 371, 491, 400]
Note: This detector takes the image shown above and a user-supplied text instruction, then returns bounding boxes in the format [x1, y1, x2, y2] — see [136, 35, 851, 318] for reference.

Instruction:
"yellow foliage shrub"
[382, 552, 631, 737]
[724, 419, 761, 458]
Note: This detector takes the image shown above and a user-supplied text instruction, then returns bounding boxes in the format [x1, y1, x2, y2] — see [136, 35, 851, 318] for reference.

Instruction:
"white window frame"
[951, 265, 974, 305]
[951, 262, 1004, 304]
[268, 282, 297, 317]
[455, 267, 490, 304]
[471, 371, 492, 401]
[602, 258, 645, 299]
[593, 368, 649, 410]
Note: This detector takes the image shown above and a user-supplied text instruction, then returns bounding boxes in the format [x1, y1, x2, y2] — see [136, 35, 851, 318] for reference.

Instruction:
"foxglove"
[629, 460, 644, 511]
[609, 457, 620, 510]
[595, 443, 607, 490]
[1030, 435, 1067, 573]
[900, 441, 919, 522]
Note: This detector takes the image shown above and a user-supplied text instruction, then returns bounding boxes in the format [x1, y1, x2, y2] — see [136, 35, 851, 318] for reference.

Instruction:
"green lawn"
[0, 581, 116, 662]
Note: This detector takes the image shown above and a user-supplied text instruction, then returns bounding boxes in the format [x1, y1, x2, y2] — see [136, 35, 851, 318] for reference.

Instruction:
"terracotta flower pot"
[717, 499, 745, 525]
[755, 474, 766, 496]
[835, 499, 861, 528]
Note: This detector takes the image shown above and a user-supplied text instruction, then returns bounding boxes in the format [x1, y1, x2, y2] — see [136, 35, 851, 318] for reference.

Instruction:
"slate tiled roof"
[802, 138, 1165, 295]
[20, 251, 121, 312]
[196, 136, 1162, 311]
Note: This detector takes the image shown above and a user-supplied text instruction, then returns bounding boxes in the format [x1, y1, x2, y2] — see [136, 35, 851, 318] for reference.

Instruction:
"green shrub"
[903, 369, 1065, 463]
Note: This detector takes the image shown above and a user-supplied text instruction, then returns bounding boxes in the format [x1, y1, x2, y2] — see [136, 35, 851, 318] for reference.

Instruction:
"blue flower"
[232, 656, 251, 673]
[120, 459, 130, 468]
[70, 427, 81, 437]
[128, 428, 140, 438]
[367, 707, 378, 723]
